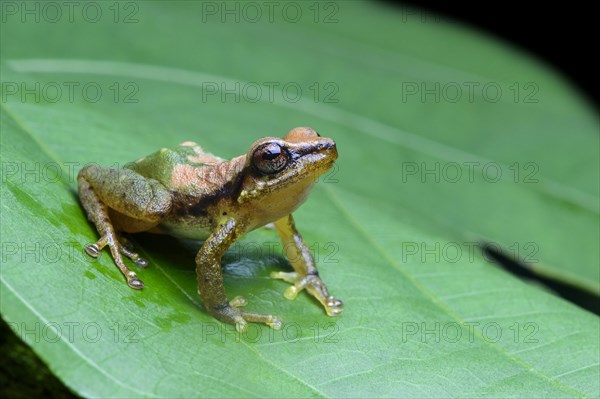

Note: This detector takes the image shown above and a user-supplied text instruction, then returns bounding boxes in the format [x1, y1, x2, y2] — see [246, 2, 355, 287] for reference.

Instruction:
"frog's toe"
[211, 304, 282, 332]
[233, 314, 283, 333]
[324, 296, 344, 316]
[271, 272, 314, 300]
[270, 271, 300, 284]
[273, 271, 343, 317]
[126, 271, 144, 289]
[85, 236, 108, 258]
[271, 271, 303, 300]
[229, 295, 248, 308]
[240, 311, 283, 330]
[132, 256, 149, 268]
[266, 317, 283, 330]
[128, 279, 144, 289]
[234, 316, 248, 333]
[85, 243, 101, 258]
[118, 242, 149, 268]
[125, 252, 149, 268]
[284, 285, 300, 300]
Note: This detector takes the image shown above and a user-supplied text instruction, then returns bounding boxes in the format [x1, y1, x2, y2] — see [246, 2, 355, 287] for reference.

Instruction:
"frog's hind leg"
[78, 176, 144, 289]
[78, 165, 172, 289]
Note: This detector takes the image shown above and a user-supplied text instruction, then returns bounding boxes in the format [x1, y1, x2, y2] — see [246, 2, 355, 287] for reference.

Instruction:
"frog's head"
[236, 127, 337, 219]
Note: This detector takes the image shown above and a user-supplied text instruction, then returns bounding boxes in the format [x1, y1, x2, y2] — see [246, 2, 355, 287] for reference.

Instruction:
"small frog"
[78, 127, 343, 331]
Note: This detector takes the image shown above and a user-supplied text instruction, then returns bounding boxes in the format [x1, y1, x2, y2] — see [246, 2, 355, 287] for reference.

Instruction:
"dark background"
[379, 0, 598, 108]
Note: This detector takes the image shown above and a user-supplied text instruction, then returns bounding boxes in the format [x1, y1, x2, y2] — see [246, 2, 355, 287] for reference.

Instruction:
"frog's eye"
[252, 143, 289, 175]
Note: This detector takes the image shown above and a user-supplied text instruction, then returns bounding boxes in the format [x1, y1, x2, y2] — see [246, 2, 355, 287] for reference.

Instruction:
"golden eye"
[252, 143, 289, 175]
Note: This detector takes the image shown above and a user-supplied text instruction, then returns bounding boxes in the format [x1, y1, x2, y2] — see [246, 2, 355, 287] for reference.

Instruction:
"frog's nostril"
[322, 141, 336, 151]
[317, 141, 337, 160]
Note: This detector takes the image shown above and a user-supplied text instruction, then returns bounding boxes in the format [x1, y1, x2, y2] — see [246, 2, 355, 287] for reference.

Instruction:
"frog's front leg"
[271, 214, 343, 316]
[197, 219, 282, 332]
[78, 165, 171, 288]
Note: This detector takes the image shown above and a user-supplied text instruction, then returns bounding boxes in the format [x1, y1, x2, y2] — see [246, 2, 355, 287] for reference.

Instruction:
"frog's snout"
[318, 139, 338, 161]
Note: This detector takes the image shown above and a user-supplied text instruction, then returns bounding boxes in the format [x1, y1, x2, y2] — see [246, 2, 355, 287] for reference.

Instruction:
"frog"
[77, 127, 343, 332]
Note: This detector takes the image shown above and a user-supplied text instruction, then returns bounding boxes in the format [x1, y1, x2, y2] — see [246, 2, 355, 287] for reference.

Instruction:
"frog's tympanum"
[78, 127, 343, 331]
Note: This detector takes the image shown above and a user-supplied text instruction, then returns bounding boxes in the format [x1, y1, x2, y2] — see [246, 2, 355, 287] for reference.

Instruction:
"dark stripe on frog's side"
[170, 165, 247, 218]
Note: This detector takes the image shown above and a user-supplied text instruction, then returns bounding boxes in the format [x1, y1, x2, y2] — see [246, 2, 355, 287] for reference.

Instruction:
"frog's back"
[125, 141, 225, 189]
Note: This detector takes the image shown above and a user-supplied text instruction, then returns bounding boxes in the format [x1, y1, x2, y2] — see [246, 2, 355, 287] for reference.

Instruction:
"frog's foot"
[84, 235, 144, 289]
[85, 235, 148, 268]
[211, 297, 283, 333]
[270, 271, 343, 316]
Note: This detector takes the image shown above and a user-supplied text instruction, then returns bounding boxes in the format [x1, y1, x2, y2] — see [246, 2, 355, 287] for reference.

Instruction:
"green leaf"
[1, 1, 598, 398]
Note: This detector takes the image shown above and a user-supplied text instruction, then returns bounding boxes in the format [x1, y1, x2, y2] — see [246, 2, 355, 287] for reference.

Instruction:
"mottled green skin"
[125, 143, 221, 190]
[77, 127, 344, 331]
[126, 144, 201, 185]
